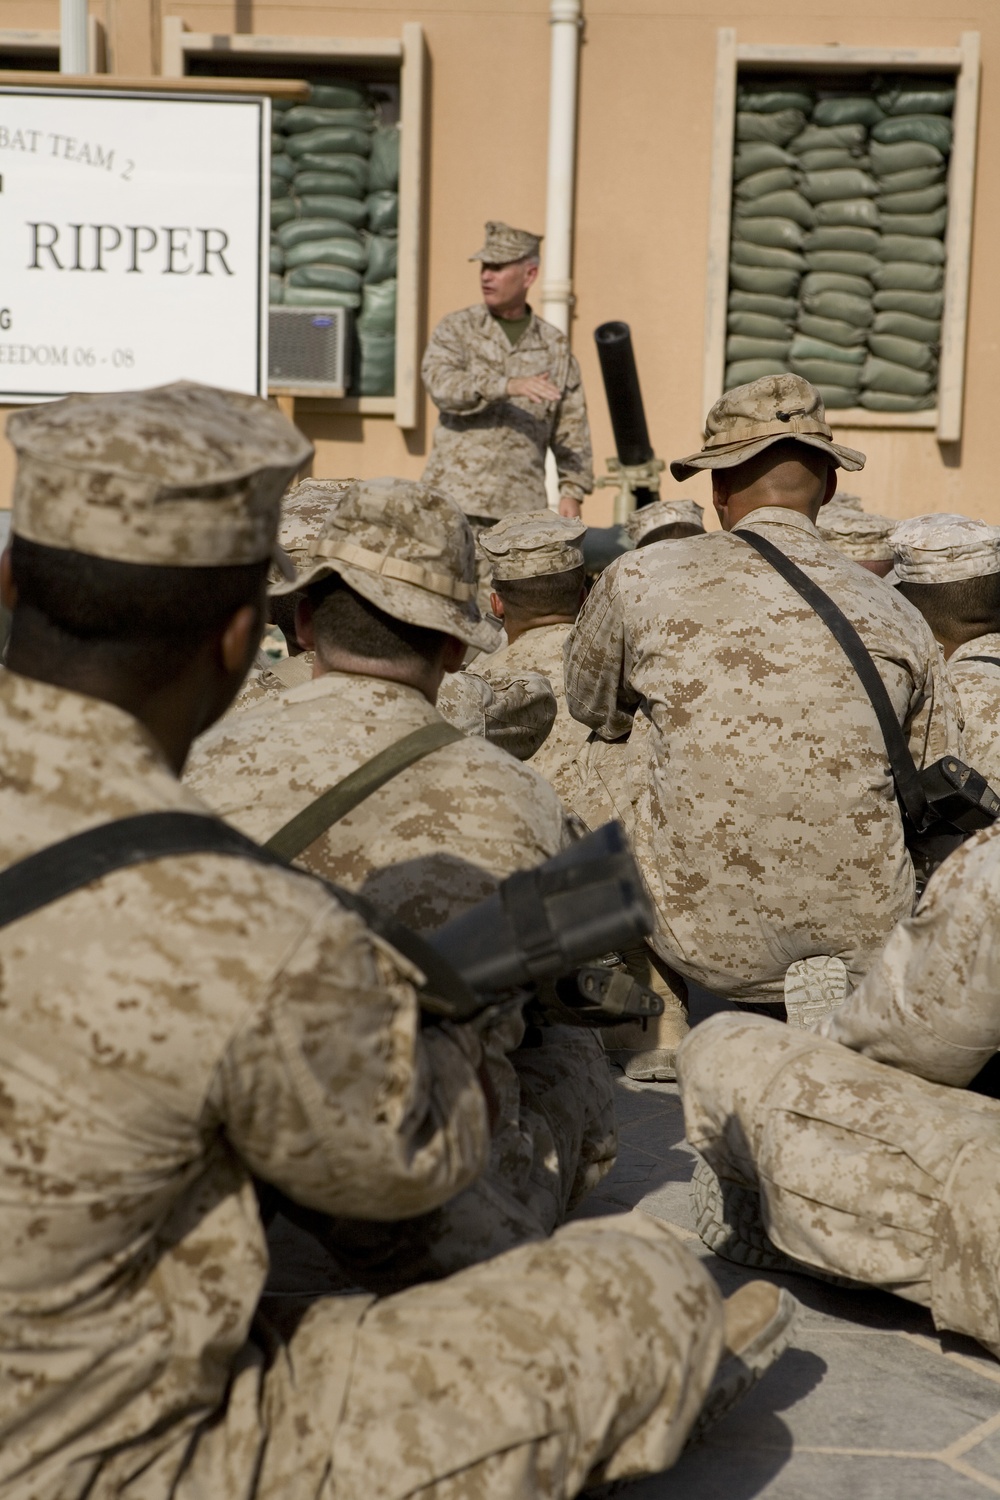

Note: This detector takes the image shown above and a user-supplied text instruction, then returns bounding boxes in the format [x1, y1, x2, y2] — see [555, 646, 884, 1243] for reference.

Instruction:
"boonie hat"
[7, 382, 312, 568]
[479, 511, 585, 580]
[817, 504, 896, 563]
[272, 476, 499, 651]
[671, 374, 865, 482]
[470, 221, 542, 264]
[625, 497, 705, 545]
[891, 514, 1000, 585]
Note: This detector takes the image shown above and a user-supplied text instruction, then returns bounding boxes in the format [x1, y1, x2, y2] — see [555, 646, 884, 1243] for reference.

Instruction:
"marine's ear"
[294, 595, 316, 651]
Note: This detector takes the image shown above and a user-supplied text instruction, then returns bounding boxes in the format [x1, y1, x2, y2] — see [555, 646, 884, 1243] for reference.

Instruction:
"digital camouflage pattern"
[890, 513, 1000, 585]
[421, 304, 593, 519]
[564, 506, 962, 1003]
[230, 649, 313, 713]
[436, 665, 557, 760]
[478, 511, 586, 580]
[816, 503, 896, 563]
[946, 636, 1000, 787]
[625, 497, 706, 546]
[469, 220, 543, 263]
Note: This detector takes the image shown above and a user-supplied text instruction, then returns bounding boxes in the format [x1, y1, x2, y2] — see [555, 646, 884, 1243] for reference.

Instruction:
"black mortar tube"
[594, 321, 657, 507]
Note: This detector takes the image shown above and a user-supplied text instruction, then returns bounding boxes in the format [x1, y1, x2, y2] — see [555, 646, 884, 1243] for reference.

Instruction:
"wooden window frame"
[703, 30, 981, 442]
[0, 23, 107, 73]
[162, 18, 426, 429]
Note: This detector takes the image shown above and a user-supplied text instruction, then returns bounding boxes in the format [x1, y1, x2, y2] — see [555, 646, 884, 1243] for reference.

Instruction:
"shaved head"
[712, 439, 838, 531]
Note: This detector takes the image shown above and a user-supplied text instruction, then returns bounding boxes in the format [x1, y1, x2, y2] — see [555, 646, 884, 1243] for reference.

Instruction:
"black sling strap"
[738, 527, 930, 830]
[962, 656, 1000, 670]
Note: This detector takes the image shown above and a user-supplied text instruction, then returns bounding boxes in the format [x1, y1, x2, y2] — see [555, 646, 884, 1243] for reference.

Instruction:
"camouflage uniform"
[947, 636, 1000, 785]
[0, 383, 735, 1500]
[436, 665, 556, 761]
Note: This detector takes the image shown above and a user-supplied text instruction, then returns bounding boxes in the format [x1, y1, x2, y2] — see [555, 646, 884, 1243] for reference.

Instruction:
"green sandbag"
[869, 140, 944, 175]
[873, 310, 940, 344]
[798, 148, 868, 172]
[790, 356, 862, 390]
[878, 183, 948, 215]
[875, 81, 955, 117]
[271, 153, 296, 181]
[728, 290, 799, 320]
[790, 334, 865, 366]
[814, 198, 881, 229]
[727, 311, 793, 339]
[294, 166, 367, 198]
[277, 218, 362, 250]
[880, 209, 948, 237]
[269, 274, 284, 304]
[284, 236, 368, 272]
[294, 153, 370, 187]
[726, 334, 792, 363]
[269, 244, 284, 274]
[873, 289, 944, 319]
[871, 116, 953, 152]
[295, 194, 368, 226]
[878, 234, 946, 266]
[357, 329, 396, 396]
[728, 264, 801, 297]
[804, 226, 880, 254]
[862, 354, 935, 396]
[801, 168, 879, 203]
[271, 132, 285, 155]
[271, 176, 290, 200]
[733, 190, 815, 227]
[802, 289, 874, 327]
[736, 86, 814, 113]
[734, 167, 800, 201]
[868, 333, 936, 371]
[282, 106, 373, 134]
[287, 263, 363, 293]
[359, 279, 398, 335]
[367, 191, 399, 234]
[789, 123, 867, 153]
[859, 390, 936, 412]
[733, 144, 796, 180]
[874, 165, 946, 195]
[286, 126, 372, 160]
[271, 199, 296, 228]
[813, 95, 885, 127]
[736, 110, 807, 146]
[796, 312, 868, 347]
[802, 270, 872, 299]
[283, 285, 362, 310]
[804, 250, 879, 278]
[816, 385, 859, 409]
[310, 82, 370, 110]
[733, 217, 805, 250]
[365, 234, 398, 284]
[871, 260, 943, 292]
[369, 126, 401, 191]
[730, 240, 806, 272]
[725, 358, 789, 384]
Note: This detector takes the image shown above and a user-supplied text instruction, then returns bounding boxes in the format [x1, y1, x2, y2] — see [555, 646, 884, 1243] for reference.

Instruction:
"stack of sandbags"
[268, 101, 296, 303]
[357, 124, 400, 395]
[861, 79, 954, 411]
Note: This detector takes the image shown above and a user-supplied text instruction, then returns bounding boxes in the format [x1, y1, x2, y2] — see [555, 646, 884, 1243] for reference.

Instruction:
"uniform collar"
[949, 632, 1000, 665]
[474, 302, 544, 350]
[733, 507, 821, 539]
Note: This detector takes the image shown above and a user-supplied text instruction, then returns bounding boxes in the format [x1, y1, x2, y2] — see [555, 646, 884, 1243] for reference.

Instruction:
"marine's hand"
[507, 372, 562, 403]
[558, 493, 583, 519]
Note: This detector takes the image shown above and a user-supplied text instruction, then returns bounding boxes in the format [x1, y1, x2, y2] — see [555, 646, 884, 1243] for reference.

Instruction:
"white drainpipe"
[542, 0, 582, 505]
[60, 0, 89, 73]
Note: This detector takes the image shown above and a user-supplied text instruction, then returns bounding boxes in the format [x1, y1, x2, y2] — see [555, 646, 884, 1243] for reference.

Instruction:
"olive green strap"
[263, 720, 465, 863]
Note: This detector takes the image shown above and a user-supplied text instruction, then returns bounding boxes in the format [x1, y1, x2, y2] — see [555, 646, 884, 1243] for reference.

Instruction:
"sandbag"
[733, 144, 796, 180]
[367, 191, 399, 234]
[271, 153, 296, 182]
[731, 240, 806, 272]
[874, 165, 946, 195]
[284, 237, 368, 272]
[725, 358, 789, 384]
[859, 390, 936, 411]
[736, 86, 814, 113]
[364, 234, 398, 284]
[271, 132, 285, 155]
[790, 356, 862, 389]
[790, 334, 866, 366]
[310, 82, 370, 110]
[878, 183, 948, 215]
[804, 250, 879, 278]
[269, 244, 284, 274]
[286, 126, 373, 159]
[814, 198, 881, 229]
[728, 264, 801, 297]
[801, 289, 874, 327]
[877, 234, 946, 266]
[294, 167, 367, 198]
[294, 194, 368, 226]
[801, 270, 872, 299]
[271, 199, 296, 228]
[357, 329, 396, 396]
[727, 310, 793, 339]
[868, 333, 936, 371]
[269, 274, 284, 304]
[277, 218, 362, 250]
[875, 81, 955, 117]
[796, 312, 868, 347]
[734, 167, 800, 201]
[789, 123, 867, 153]
[880, 209, 948, 237]
[733, 190, 815, 227]
[804, 226, 880, 254]
[871, 115, 953, 152]
[732, 217, 805, 250]
[358, 279, 397, 335]
[283, 285, 362, 310]
[873, 288, 944, 318]
[801, 168, 879, 203]
[282, 106, 373, 134]
[872, 310, 941, 344]
[869, 139, 944, 175]
[294, 153, 370, 187]
[735, 110, 807, 146]
[726, 334, 792, 363]
[871, 260, 944, 292]
[287, 263, 364, 293]
[798, 148, 869, 172]
[862, 355, 935, 396]
[816, 385, 859, 409]
[369, 126, 401, 191]
[728, 290, 799, 320]
[812, 95, 885, 127]
[271, 176, 290, 200]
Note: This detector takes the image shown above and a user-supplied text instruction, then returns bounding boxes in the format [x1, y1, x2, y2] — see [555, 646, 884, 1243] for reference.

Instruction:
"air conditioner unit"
[268, 306, 351, 395]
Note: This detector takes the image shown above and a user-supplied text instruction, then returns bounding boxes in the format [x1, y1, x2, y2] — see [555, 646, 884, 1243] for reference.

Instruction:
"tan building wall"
[0, 0, 997, 529]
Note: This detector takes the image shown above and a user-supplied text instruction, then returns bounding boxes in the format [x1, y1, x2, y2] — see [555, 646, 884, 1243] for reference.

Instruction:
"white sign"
[0, 87, 269, 401]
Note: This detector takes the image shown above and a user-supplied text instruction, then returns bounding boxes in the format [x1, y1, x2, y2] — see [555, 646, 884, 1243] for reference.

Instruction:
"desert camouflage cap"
[817, 501, 897, 562]
[7, 382, 312, 568]
[269, 477, 355, 584]
[272, 476, 499, 651]
[670, 374, 865, 482]
[479, 510, 585, 580]
[891, 514, 1000, 585]
[625, 497, 706, 545]
[469, 221, 542, 264]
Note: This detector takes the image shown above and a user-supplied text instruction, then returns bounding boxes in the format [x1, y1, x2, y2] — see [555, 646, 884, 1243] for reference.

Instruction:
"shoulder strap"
[263, 720, 466, 864]
[960, 656, 1000, 670]
[738, 528, 929, 829]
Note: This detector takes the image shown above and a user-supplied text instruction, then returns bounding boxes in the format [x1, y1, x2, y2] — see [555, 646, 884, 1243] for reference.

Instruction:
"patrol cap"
[891, 514, 1000, 585]
[271, 477, 355, 584]
[625, 497, 705, 545]
[671, 374, 865, 482]
[470, 221, 542, 264]
[7, 382, 312, 569]
[479, 510, 586, 580]
[817, 503, 896, 562]
[272, 476, 499, 651]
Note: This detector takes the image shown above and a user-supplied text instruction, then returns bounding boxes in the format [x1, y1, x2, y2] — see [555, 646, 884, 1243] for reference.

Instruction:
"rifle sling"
[263, 720, 465, 863]
[738, 528, 929, 829]
[961, 656, 1000, 670]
